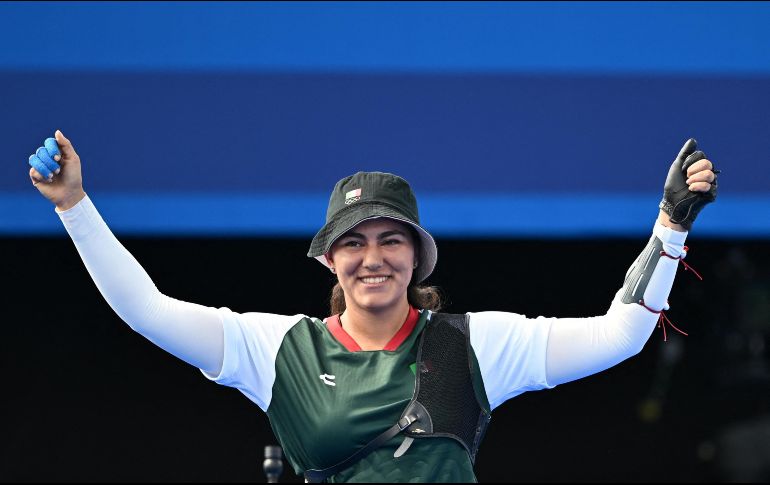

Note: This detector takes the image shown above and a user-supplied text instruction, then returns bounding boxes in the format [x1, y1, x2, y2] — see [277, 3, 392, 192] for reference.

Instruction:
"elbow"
[619, 331, 650, 360]
[111, 292, 167, 335]
[122, 316, 146, 334]
[628, 341, 647, 359]
[115, 309, 152, 334]
[606, 303, 658, 358]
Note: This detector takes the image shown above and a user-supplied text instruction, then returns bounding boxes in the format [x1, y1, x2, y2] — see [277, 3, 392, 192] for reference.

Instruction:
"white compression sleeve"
[57, 194, 225, 375]
[544, 222, 687, 387]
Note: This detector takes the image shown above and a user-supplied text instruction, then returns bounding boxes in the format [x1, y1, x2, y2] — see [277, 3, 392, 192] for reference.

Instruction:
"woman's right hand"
[28, 130, 85, 211]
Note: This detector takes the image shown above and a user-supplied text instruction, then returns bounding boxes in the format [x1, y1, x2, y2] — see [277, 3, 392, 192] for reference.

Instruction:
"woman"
[27, 131, 718, 482]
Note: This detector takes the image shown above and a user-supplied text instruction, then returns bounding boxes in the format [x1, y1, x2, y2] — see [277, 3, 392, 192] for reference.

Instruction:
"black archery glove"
[659, 138, 718, 230]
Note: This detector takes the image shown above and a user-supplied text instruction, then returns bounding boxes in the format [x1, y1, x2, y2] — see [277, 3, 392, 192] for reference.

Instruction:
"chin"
[355, 293, 402, 312]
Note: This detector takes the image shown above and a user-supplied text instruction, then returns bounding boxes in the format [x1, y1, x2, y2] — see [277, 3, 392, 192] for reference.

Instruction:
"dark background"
[3, 235, 769, 482]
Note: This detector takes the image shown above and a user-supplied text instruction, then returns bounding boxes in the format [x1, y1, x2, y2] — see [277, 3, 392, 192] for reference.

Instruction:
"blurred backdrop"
[2, 1, 769, 482]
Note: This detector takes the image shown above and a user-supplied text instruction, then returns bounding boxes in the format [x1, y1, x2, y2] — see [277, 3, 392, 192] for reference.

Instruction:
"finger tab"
[28, 154, 52, 179]
[44, 137, 61, 158]
[36, 146, 61, 173]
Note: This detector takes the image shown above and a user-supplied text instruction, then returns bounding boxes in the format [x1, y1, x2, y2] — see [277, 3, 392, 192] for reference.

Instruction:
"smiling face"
[326, 218, 417, 314]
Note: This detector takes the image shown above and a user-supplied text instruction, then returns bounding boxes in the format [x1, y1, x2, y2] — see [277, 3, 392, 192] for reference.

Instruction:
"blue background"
[2, 1, 769, 236]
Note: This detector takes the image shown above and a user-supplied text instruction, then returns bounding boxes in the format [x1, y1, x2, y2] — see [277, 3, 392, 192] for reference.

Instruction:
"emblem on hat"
[345, 188, 362, 205]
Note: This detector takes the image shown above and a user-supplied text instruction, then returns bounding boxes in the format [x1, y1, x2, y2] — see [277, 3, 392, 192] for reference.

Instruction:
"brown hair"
[329, 281, 444, 316]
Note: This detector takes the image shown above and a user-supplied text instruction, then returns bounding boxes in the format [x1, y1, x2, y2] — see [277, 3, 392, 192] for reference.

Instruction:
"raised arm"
[28, 131, 225, 375]
[544, 138, 718, 386]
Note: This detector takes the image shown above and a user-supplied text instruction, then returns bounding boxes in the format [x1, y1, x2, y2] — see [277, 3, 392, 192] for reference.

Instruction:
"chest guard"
[304, 312, 491, 482]
[398, 312, 491, 462]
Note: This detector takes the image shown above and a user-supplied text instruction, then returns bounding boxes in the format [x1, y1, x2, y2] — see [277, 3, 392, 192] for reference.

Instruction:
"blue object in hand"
[28, 137, 61, 179]
[44, 137, 60, 159]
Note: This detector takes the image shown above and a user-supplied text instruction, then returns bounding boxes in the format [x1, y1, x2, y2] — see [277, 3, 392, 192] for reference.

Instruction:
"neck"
[340, 298, 411, 351]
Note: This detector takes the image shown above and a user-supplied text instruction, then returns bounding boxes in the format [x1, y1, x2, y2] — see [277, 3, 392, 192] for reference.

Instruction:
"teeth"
[361, 276, 388, 284]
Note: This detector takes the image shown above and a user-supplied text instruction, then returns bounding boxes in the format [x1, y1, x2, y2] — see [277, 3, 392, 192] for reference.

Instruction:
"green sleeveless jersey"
[203, 306, 553, 482]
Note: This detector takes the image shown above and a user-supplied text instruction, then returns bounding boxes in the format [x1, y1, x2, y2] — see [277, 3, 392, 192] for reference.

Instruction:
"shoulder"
[466, 310, 552, 348]
[467, 311, 530, 325]
[219, 308, 325, 339]
[225, 308, 318, 326]
[427, 310, 535, 332]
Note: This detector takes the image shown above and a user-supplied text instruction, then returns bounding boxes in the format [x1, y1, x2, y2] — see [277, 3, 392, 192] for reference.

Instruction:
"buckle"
[398, 415, 415, 431]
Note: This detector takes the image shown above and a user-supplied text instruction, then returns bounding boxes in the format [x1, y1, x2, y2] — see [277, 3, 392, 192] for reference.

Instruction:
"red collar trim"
[326, 314, 362, 352]
[326, 306, 420, 352]
[383, 305, 420, 351]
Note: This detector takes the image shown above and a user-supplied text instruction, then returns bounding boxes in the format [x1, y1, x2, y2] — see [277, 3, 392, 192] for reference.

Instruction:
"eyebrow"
[342, 229, 407, 240]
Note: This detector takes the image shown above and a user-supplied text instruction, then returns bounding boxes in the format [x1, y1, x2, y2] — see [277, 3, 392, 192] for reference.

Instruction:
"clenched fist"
[659, 138, 718, 230]
[28, 130, 85, 211]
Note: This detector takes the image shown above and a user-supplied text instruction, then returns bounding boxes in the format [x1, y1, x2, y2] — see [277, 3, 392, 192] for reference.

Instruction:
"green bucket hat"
[307, 171, 437, 283]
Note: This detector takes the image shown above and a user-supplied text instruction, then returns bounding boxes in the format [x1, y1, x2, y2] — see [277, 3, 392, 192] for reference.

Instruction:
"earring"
[330, 267, 336, 274]
[413, 261, 419, 269]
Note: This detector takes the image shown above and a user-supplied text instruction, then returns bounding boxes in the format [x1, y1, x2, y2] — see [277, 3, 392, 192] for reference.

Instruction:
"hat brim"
[307, 202, 437, 283]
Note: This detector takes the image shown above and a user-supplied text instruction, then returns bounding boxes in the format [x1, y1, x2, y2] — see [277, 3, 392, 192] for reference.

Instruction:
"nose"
[362, 244, 384, 270]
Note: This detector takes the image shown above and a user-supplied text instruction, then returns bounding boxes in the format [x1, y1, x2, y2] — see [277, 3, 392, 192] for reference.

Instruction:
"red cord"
[637, 246, 702, 341]
[660, 245, 703, 280]
[638, 299, 689, 341]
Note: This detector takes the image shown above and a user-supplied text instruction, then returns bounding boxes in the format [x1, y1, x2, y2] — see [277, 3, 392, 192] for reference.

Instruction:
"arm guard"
[620, 222, 687, 310]
[620, 234, 666, 306]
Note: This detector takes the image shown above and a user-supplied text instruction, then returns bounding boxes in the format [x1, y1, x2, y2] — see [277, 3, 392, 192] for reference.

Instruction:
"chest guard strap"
[399, 312, 491, 461]
[304, 312, 490, 483]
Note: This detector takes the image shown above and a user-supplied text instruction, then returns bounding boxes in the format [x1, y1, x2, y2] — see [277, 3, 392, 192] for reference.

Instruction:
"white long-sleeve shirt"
[57, 194, 686, 412]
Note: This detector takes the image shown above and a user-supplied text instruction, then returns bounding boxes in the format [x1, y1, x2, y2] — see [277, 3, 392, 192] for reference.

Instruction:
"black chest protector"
[304, 312, 491, 483]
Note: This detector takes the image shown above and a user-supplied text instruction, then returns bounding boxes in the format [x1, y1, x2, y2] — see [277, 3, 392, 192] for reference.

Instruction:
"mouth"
[358, 275, 391, 285]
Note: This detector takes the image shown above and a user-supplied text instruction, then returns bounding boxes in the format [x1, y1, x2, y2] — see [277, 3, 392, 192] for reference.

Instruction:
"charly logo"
[345, 188, 361, 205]
[319, 374, 336, 386]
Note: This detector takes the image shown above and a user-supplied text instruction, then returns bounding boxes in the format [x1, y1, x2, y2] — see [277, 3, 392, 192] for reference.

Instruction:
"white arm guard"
[544, 223, 687, 387]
